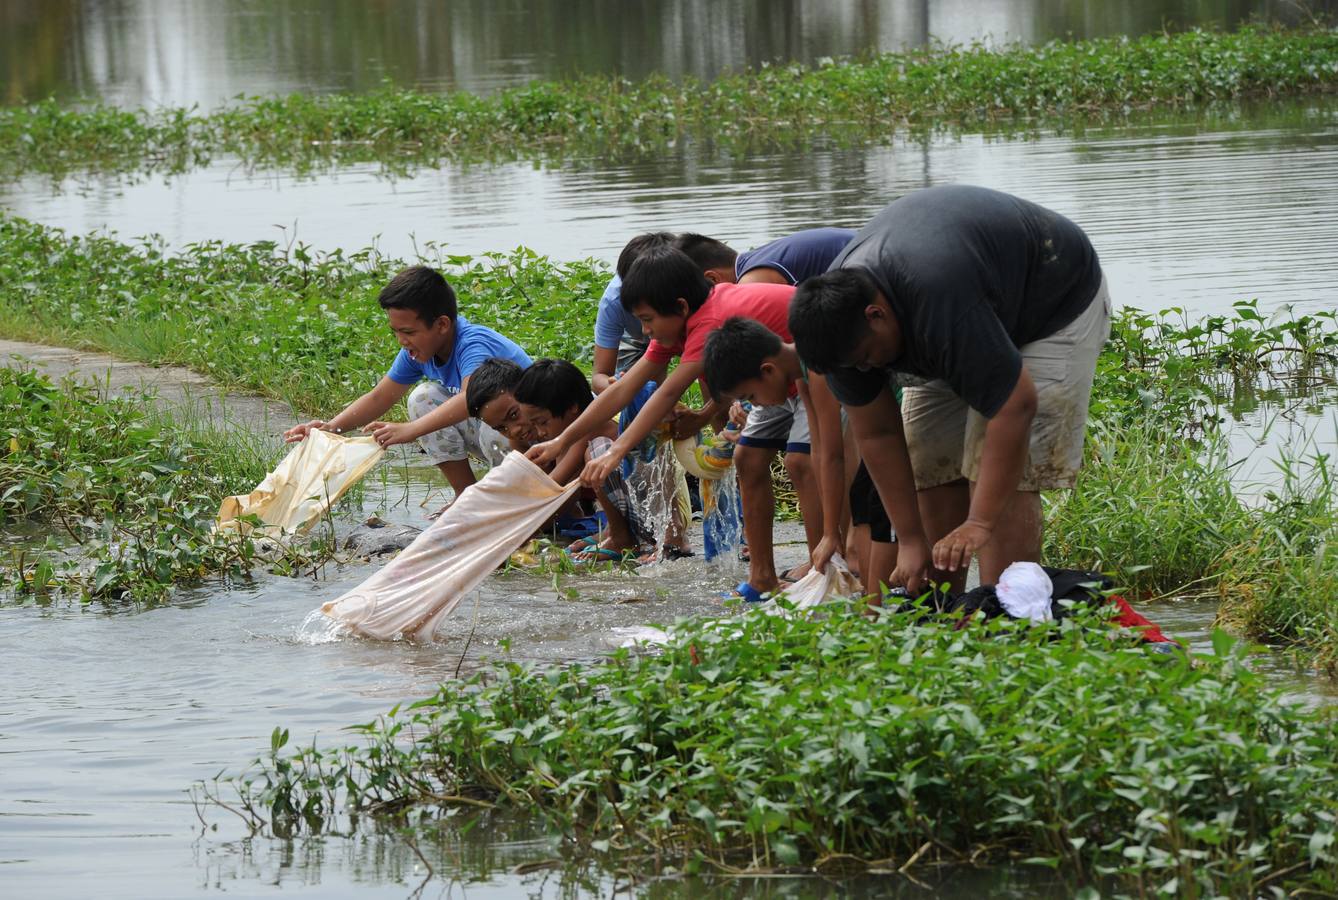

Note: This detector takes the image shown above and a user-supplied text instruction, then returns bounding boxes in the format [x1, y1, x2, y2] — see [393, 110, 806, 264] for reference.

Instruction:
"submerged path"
[0, 336, 296, 435]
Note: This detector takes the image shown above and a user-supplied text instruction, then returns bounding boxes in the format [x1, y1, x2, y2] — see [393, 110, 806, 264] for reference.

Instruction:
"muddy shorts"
[407, 381, 509, 467]
[900, 276, 1111, 492]
[738, 394, 811, 454]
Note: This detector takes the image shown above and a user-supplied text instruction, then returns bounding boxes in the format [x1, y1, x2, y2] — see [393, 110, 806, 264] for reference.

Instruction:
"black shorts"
[849, 461, 894, 544]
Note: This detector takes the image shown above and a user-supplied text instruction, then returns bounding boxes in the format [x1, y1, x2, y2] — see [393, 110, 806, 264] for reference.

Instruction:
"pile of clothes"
[889, 561, 1178, 648]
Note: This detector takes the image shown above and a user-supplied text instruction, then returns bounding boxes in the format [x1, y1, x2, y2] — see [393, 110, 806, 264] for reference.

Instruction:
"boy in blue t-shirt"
[283, 265, 532, 502]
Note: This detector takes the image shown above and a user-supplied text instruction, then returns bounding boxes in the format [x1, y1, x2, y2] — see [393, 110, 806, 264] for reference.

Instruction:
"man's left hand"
[365, 421, 418, 448]
[932, 520, 993, 573]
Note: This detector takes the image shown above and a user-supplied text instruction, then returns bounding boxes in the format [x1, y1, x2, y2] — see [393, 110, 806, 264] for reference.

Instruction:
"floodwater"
[2, 1, 1337, 897]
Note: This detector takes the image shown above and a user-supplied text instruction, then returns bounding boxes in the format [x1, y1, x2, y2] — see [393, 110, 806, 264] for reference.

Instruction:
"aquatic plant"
[0, 368, 331, 603]
[0, 215, 606, 419]
[1, 24, 1335, 181]
[205, 605, 1338, 895]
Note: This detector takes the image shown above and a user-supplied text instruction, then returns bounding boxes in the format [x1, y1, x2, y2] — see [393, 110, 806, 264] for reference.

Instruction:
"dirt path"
[0, 337, 297, 436]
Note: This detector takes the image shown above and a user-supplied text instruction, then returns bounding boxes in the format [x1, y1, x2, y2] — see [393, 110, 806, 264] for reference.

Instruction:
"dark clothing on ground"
[824, 185, 1103, 418]
[736, 227, 855, 285]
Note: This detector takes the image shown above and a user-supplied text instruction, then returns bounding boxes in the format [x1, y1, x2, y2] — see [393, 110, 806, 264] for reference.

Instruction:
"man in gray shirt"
[789, 185, 1110, 594]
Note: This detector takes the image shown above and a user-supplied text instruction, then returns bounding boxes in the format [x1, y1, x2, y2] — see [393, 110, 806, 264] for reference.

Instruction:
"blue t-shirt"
[385, 315, 532, 394]
[593, 275, 647, 350]
[735, 227, 856, 285]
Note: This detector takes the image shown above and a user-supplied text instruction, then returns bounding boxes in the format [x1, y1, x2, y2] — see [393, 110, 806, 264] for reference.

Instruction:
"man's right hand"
[283, 420, 327, 443]
[890, 536, 932, 595]
[526, 439, 565, 467]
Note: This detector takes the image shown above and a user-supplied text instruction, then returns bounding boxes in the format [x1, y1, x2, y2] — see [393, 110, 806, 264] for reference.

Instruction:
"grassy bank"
[2, 213, 1335, 664]
[0, 367, 328, 603]
[2, 24, 1336, 180]
[207, 605, 1338, 894]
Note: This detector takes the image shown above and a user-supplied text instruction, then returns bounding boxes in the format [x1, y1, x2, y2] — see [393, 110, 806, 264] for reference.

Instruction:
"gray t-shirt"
[825, 185, 1102, 417]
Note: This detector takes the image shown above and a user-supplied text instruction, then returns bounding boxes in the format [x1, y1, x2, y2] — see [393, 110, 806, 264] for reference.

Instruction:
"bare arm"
[579, 360, 703, 488]
[800, 374, 847, 572]
[847, 387, 932, 592]
[550, 439, 589, 486]
[284, 376, 409, 442]
[527, 354, 669, 466]
[933, 366, 1037, 572]
[364, 375, 473, 448]
[591, 345, 620, 395]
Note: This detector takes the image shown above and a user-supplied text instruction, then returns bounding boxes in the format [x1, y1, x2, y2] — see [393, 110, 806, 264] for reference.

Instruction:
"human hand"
[890, 537, 932, 595]
[728, 401, 750, 428]
[811, 534, 841, 574]
[580, 447, 625, 489]
[526, 438, 565, 467]
[672, 409, 708, 440]
[364, 421, 417, 448]
[283, 420, 326, 443]
[932, 520, 993, 573]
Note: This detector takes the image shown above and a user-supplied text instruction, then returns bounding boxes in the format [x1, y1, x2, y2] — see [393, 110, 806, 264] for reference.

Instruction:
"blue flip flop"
[728, 581, 768, 603]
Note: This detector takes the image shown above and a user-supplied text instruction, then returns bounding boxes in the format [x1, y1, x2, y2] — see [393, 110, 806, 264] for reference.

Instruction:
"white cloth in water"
[322, 451, 580, 641]
[763, 554, 862, 613]
[217, 429, 384, 536]
[996, 561, 1055, 623]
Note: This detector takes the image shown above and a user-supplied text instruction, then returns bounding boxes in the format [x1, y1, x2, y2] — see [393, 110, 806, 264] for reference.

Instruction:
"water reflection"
[2, 0, 1334, 108]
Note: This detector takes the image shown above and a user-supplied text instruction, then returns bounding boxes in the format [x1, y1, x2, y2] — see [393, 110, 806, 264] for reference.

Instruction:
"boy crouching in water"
[283, 266, 531, 509]
[702, 317, 897, 598]
[469, 357, 648, 563]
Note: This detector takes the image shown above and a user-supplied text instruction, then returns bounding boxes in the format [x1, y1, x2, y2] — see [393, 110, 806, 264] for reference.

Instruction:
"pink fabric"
[644, 282, 796, 364]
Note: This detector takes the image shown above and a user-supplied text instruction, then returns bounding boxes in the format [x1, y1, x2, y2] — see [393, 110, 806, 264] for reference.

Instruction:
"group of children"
[285, 185, 1110, 602]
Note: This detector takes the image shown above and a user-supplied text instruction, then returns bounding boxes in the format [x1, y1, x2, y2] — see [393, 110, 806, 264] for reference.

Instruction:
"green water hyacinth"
[2, 24, 1336, 180]
[209, 605, 1338, 895]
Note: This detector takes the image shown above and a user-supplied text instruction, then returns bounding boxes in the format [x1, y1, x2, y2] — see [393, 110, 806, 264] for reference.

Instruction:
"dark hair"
[620, 245, 713, 317]
[702, 317, 783, 402]
[378, 265, 457, 326]
[616, 231, 676, 280]
[513, 358, 592, 417]
[672, 233, 737, 273]
[788, 268, 879, 374]
[465, 357, 524, 417]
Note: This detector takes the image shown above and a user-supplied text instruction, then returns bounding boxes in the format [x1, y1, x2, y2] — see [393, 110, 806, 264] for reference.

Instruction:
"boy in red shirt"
[527, 244, 823, 597]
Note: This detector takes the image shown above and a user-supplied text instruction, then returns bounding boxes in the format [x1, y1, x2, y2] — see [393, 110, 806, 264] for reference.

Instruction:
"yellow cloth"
[217, 430, 384, 536]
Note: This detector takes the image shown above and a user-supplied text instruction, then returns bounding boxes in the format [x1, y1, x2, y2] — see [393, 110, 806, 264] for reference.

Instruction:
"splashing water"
[294, 608, 349, 644]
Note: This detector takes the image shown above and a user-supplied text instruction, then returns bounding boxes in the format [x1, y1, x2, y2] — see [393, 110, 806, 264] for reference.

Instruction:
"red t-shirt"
[644, 282, 796, 364]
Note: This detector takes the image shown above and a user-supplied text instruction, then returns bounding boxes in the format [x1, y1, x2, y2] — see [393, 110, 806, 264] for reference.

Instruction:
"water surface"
[5, 0, 1334, 108]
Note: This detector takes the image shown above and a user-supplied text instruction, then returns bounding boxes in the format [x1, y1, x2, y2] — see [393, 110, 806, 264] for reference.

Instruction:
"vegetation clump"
[1, 25, 1335, 180]
[0, 367, 325, 603]
[208, 605, 1338, 895]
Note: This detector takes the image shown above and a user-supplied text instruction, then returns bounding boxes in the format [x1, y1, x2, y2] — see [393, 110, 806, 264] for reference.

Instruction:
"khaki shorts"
[901, 276, 1111, 492]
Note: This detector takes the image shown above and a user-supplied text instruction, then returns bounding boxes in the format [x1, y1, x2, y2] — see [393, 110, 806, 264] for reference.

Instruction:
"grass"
[202, 604, 1338, 895]
[1, 24, 1336, 181]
